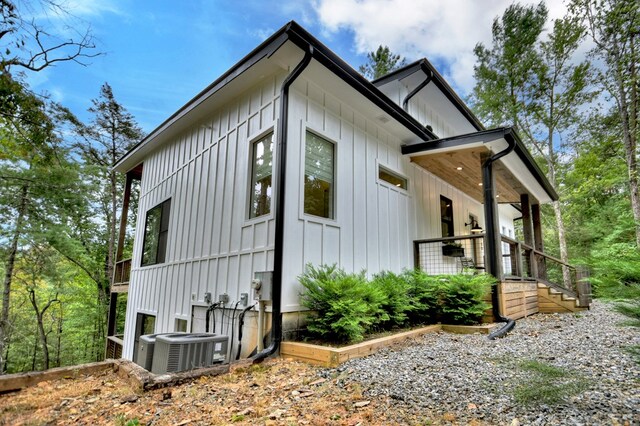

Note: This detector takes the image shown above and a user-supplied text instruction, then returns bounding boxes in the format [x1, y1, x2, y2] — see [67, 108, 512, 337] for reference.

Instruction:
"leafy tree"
[359, 45, 407, 80]
[472, 2, 593, 284]
[570, 0, 640, 247]
[76, 83, 143, 298]
[0, 72, 86, 372]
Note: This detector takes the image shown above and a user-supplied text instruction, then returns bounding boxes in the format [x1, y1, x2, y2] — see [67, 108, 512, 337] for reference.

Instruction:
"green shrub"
[369, 271, 414, 328]
[402, 269, 439, 324]
[589, 243, 640, 299]
[298, 264, 386, 343]
[402, 270, 493, 325]
[299, 264, 493, 343]
[437, 274, 493, 324]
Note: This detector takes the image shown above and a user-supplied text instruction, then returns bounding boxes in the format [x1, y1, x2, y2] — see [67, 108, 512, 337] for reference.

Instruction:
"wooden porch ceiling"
[410, 147, 531, 204]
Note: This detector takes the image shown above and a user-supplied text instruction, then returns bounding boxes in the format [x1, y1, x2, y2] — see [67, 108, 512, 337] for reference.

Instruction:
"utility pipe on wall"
[252, 43, 314, 363]
[482, 129, 517, 339]
[402, 62, 433, 111]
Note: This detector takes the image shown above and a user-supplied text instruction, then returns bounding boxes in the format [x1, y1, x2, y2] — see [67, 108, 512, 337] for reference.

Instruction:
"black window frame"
[440, 195, 454, 237]
[248, 132, 274, 219]
[141, 198, 171, 267]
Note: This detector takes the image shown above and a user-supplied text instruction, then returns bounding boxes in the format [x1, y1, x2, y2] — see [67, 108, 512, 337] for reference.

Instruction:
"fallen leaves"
[0, 358, 484, 425]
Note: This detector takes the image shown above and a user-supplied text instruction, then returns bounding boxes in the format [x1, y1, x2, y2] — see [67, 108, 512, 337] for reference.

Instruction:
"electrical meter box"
[252, 271, 273, 301]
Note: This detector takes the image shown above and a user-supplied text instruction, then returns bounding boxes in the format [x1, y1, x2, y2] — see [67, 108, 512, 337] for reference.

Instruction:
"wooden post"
[521, 194, 534, 247]
[531, 203, 547, 280]
[106, 165, 141, 358]
[115, 171, 135, 264]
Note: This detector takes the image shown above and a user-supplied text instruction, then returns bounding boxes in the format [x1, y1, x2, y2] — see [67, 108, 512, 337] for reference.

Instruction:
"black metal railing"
[414, 235, 486, 275]
[414, 234, 592, 306]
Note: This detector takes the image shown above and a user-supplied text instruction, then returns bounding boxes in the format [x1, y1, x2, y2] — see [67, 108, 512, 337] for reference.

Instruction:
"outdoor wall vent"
[150, 333, 229, 375]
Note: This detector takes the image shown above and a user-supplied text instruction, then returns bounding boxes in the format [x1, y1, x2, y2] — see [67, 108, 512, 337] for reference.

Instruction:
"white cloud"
[311, 0, 568, 95]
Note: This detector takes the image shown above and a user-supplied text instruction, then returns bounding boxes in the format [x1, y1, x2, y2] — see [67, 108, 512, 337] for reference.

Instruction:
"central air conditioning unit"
[151, 333, 229, 375]
[136, 333, 185, 371]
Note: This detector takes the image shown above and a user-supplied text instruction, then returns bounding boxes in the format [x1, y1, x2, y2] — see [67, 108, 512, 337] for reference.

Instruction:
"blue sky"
[22, 0, 569, 134]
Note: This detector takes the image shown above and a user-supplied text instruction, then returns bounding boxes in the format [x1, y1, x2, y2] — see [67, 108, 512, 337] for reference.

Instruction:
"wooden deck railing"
[105, 335, 123, 359]
[113, 258, 132, 287]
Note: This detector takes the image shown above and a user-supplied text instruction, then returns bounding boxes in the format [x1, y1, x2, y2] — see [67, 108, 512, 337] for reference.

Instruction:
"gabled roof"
[114, 21, 436, 172]
[373, 58, 485, 132]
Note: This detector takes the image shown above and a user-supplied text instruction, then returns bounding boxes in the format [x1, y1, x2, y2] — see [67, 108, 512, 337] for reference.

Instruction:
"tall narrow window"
[141, 199, 171, 266]
[249, 132, 274, 218]
[304, 131, 335, 219]
[440, 195, 454, 237]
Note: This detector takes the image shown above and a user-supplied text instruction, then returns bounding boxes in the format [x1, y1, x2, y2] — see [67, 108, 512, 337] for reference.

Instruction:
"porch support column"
[106, 168, 138, 346]
[520, 194, 534, 246]
[531, 203, 547, 280]
[115, 170, 135, 264]
[521, 194, 537, 277]
[481, 153, 503, 281]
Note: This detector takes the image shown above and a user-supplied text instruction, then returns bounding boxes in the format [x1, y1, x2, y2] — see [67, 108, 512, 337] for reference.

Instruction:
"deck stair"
[537, 282, 587, 313]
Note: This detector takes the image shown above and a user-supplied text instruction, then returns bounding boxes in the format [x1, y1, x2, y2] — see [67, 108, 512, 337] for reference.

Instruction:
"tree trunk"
[614, 64, 640, 247]
[28, 289, 58, 371]
[0, 184, 29, 374]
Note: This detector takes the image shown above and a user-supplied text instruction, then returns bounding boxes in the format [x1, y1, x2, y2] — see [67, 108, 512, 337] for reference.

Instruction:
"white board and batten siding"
[279, 78, 487, 311]
[122, 75, 285, 360]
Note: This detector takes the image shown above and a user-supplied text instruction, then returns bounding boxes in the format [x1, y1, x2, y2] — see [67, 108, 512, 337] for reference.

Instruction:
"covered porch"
[403, 127, 591, 319]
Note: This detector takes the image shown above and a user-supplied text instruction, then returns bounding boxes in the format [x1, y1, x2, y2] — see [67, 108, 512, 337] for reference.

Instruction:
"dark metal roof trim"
[401, 127, 558, 201]
[115, 21, 438, 171]
[284, 22, 436, 141]
[374, 58, 485, 132]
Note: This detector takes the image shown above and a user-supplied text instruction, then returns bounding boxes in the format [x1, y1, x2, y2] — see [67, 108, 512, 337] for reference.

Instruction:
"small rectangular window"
[175, 318, 188, 332]
[249, 132, 274, 218]
[304, 131, 335, 219]
[141, 199, 171, 266]
[440, 195, 454, 237]
[378, 166, 408, 189]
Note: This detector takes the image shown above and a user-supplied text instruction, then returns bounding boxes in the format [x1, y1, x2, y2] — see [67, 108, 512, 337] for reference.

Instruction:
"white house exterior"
[107, 22, 570, 363]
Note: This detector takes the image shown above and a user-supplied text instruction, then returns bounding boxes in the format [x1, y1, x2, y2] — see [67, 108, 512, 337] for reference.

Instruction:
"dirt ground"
[0, 358, 460, 426]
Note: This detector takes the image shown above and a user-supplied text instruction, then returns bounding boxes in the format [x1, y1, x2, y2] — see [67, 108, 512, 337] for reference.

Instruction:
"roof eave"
[114, 21, 437, 173]
[374, 58, 485, 132]
[402, 127, 559, 202]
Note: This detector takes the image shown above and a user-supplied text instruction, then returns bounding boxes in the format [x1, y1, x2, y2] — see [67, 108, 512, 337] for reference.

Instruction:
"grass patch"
[513, 359, 591, 406]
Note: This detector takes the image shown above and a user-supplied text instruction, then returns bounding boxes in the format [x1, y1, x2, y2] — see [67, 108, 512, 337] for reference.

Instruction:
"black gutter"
[374, 59, 485, 132]
[114, 30, 291, 171]
[252, 44, 314, 363]
[482, 128, 516, 339]
[402, 62, 432, 111]
[284, 22, 436, 142]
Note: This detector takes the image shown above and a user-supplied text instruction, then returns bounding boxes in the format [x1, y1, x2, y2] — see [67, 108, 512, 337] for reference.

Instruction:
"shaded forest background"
[1, 0, 639, 374]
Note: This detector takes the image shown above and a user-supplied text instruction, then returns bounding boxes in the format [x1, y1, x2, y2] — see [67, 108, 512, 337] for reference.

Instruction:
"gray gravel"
[324, 301, 640, 425]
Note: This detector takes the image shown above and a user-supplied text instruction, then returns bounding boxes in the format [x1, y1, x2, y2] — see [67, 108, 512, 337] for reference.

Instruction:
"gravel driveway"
[327, 301, 640, 425]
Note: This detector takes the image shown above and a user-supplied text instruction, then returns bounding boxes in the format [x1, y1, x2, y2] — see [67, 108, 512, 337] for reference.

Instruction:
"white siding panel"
[123, 76, 283, 360]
